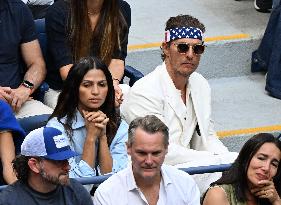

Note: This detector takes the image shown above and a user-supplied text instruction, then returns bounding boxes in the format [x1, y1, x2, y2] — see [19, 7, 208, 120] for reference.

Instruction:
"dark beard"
[40, 169, 70, 186]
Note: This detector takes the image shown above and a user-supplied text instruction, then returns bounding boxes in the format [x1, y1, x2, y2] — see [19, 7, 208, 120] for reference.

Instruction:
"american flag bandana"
[165, 27, 203, 42]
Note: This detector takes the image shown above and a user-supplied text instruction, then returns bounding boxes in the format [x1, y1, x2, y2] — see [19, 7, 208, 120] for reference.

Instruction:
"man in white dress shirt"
[93, 115, 200, 205]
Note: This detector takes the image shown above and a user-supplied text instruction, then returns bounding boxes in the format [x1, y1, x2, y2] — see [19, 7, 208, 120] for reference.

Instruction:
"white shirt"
[93, 164, 200, 205]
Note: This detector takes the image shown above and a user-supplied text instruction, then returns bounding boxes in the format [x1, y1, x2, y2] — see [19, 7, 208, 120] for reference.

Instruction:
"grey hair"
[127, 115, 169, 147]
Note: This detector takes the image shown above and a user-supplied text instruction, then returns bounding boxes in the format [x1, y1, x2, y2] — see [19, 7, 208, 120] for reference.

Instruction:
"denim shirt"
[46, 110, 129, 178]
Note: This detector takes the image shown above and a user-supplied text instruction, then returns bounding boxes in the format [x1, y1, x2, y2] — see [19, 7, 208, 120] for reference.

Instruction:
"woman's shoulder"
[46, 0, 68, 18]
[118, 0, 131, 26]
[203, 184, 231, 205]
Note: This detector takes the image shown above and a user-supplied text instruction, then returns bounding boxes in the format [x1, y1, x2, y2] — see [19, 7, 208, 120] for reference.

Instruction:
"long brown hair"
[68, 0, 128, 65]
[49, 57, 120, 146]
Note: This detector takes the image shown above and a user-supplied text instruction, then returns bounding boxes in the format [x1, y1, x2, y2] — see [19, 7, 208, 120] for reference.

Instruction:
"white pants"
[44, 88, 60, 109]
[15, 99, 53, 119]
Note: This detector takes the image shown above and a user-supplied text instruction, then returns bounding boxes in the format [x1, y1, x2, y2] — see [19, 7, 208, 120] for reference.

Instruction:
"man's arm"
[21, 39, 46, 90]
[0, 131, 17, 184]
[10, 40, 45, 111]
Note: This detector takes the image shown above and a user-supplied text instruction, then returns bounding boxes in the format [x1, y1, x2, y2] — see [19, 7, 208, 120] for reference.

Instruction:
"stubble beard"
[40, 169, 70, 186]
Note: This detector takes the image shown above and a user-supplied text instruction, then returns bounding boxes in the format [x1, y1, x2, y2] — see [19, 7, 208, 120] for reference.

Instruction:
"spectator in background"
[0, 100, 25, 185]
[0, 126, 93, 205]
[93, 115, 200, 205]
[121, 14, 238, 193]
[22, 0, 54, 19]
[251, 1, 281, 100]
[44, 0, 131, 109]
[46, 57, 128, 192]
[203, 133, 281, 205]
[0, 0, 53, 119]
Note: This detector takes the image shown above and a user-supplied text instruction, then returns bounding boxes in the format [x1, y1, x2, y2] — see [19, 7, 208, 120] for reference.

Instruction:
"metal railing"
[0, 163, 231, 191]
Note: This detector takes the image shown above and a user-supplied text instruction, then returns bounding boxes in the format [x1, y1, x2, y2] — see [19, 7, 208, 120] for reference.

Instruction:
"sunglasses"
[173, 43, 206, 55]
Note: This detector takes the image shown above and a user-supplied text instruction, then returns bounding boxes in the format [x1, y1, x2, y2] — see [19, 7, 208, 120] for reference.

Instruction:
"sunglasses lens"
[193, 45, 205, 55]
[177, 44, 189, 53]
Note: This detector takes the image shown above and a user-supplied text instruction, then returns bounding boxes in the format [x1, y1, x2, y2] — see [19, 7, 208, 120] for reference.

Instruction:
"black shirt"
[45, 0, 131, 90]
[0, 0, 37, 88]
[0, 179, 93, 205]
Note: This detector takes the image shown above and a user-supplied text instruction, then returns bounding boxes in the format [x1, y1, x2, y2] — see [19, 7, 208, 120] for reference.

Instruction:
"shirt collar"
[126, 164, 173, 192]
[59, 109, 85, 129]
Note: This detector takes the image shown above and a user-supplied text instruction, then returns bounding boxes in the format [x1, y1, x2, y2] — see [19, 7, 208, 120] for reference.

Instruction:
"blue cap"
[21, 127, 78, 160]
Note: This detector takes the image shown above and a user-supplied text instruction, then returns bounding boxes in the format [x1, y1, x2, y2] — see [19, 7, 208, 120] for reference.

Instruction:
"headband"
[164, 27, 203, 42]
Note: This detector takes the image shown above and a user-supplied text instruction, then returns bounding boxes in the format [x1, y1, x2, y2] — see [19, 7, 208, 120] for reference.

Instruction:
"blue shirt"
[0, 0, 37, 88]
[46, 110, 129, 179]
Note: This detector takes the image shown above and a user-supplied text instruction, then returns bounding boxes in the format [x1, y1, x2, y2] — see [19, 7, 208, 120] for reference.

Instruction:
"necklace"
[87, 10, 100, 15]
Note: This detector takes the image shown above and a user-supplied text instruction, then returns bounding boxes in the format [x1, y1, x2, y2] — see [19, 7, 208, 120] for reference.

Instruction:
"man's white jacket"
[121, 62, 235, 166]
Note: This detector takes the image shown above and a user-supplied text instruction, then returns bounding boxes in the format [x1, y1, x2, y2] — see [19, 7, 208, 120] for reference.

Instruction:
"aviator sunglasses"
[173, 43, 206, 55]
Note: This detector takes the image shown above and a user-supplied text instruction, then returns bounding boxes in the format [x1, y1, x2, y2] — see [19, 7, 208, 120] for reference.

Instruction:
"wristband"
[21, 80, 34, 93]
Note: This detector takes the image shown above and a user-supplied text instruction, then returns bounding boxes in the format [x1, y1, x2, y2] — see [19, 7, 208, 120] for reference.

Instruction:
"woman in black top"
[45, 0, 131, 108]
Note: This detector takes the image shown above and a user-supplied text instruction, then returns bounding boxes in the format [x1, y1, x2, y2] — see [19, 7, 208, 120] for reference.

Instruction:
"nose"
[185, 45, 194, 59]
[91, 84, 99, 95]
[261, 161, 270, 173]
[144, 154, 153, 166]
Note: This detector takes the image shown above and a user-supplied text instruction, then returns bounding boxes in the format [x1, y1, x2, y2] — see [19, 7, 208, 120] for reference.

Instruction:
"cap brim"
[44, 150, 79, 160]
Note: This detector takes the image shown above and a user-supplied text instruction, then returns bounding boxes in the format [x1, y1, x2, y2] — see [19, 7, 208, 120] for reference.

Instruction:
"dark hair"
[67, 0, 128, 65]
[49, 56, 120, 146]
[127, 115, 169, 148]
[161, 14, 206, 61]
[211, 133, 281, 204]
[12, 155, 31, 183]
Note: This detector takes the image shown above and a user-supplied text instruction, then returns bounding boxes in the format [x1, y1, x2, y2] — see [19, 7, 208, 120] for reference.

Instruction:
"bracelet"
[112, 78, 120, 83]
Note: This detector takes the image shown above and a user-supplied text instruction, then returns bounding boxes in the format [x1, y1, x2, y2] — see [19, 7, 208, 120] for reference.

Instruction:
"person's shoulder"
[190, 72, 208, 82]
[8, 0, 26, 6]
[46, 0, 68, 17]
[97, 167, 128, 191]
[8, 0, 30, 12]
[119, 0, 130, 11]
[162, 164, 194, 181]
[203, 185, 229, 205]
[0, 181, 23, 203]
[130, 65, 162, 91]
[68, 179, 90, 194]
[189, 72, 210, 89]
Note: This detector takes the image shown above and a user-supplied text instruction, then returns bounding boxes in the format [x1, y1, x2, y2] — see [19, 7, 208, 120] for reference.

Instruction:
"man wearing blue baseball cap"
[121, 14, 238, 193]
[0, 126, 93, 205]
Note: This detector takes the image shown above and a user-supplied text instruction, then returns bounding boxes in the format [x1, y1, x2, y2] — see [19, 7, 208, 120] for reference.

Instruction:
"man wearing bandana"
[121, 14, 238, 193]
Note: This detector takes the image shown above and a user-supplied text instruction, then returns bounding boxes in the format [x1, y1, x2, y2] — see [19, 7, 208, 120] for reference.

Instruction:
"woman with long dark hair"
[203, 133, 281, 205]
[44, 0, 130, 108]
[46, 57, 128, 187]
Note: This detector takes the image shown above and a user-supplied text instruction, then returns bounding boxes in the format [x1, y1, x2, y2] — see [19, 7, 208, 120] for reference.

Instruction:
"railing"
[0, 163, 231, 191]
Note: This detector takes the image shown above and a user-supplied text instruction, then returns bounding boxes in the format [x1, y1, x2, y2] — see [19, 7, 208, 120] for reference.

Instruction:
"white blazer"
[121, 62, 234, 166]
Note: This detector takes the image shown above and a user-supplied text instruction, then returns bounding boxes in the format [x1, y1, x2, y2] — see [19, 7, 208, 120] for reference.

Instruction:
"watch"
[21, 80, 34, 90]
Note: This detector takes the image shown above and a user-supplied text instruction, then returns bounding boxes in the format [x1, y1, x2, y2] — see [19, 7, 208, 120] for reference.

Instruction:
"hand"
[10, 86, 31, 112]
[251, 180, 281, 204]
[0, 87, 12, 103]
[113, 82, 123, 107]
[82, 110, 109, 138]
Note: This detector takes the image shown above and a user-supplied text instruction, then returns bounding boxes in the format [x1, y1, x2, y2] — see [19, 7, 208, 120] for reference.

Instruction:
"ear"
[27, 158, 41, 174]
[161, 42, 170, 58]
[126, 142, 131, 156]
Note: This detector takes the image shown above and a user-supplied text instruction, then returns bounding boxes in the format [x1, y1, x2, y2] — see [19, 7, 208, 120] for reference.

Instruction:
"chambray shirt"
[46, 110, 129, 178]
